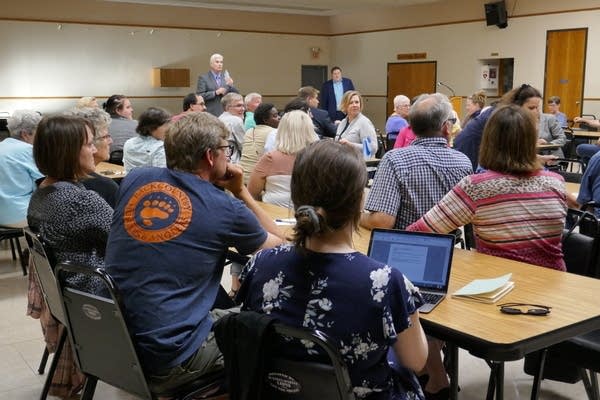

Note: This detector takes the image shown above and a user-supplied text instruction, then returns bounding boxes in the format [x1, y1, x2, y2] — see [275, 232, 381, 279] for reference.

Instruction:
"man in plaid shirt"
[361, 93, 473, 230]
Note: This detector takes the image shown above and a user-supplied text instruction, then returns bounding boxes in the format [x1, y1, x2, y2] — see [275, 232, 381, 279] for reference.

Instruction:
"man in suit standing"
[320, 66, 355, 123]
[196, 53, 239, 116]
[298, 86, 337, 139]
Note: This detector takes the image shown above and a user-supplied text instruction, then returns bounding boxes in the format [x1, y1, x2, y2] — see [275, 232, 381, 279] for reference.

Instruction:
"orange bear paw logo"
[140, 200, 175, 226]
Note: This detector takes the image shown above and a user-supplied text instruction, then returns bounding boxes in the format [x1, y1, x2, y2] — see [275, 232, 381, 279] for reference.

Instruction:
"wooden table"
[565, 181, 580, 196]
[95, 162, 126, 179]
[572, 129, 600, 142]
[536, 143, 561, 151]
[258, 202, 600, 400]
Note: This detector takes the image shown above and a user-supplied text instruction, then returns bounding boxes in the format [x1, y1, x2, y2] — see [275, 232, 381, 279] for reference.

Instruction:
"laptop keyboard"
[422, 292, 444, 304]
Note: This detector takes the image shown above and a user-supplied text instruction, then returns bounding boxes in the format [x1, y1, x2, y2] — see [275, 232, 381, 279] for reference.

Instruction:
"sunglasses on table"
[498, 303, 551, 316]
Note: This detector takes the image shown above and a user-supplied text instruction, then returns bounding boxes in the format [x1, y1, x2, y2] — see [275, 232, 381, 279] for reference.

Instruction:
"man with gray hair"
[0, 110, 44, 227]
[361, 93, 473, 230]
[196, 53, 239, 116]
[243, 92, 262, 130]
[218, 92, 245, 163]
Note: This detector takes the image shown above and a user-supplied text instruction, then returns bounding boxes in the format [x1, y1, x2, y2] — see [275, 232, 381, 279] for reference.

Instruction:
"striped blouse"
[407, 170, 567, 271]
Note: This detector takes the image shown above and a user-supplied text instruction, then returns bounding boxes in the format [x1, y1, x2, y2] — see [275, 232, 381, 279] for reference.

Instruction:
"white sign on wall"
[481, 65, 498, 89]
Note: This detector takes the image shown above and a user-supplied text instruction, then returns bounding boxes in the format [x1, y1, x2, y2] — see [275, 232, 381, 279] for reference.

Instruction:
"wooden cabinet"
[152, 68, 190, 87]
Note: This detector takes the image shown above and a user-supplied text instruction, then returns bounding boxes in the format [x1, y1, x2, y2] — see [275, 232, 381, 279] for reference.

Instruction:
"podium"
[450, 96, 463, 119]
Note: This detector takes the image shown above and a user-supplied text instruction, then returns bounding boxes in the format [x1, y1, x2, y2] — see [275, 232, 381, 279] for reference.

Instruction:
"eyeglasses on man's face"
[216, 144, 235, 158]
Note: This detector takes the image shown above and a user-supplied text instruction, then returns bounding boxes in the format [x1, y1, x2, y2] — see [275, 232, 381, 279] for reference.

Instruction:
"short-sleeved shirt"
[0, 138, 43, 225]
[366, 137, 473, 229]
[578, 151, 600, 217]
[123, 135, 167, 173]
[239, 244, 424, 400]
[385, 115, 408, 135]
[105, 167, 267, 373]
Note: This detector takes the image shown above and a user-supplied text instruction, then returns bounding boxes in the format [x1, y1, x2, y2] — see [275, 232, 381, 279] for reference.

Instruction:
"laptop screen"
[367, 229, 455, 290]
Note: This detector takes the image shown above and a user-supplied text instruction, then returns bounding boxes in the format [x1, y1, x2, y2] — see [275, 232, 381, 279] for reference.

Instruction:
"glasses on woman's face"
[216, 144, 235, 158]
[95, 133, 112, 142]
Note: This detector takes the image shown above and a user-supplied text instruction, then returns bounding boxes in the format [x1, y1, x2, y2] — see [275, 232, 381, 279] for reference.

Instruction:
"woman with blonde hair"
[462, 91, 486, 128]
[248, 110, 317, 207]
[336, 90, 378, 155]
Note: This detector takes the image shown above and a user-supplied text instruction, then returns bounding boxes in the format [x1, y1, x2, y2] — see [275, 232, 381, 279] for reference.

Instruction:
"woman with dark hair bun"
[123, 107, 171, 172]
[238, 140, 428, 400]
[103, 94, 138, 157]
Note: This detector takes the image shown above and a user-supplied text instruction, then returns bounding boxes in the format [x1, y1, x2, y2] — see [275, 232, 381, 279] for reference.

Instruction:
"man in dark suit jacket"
[298, 86, 337, 139]
[196, 53, 239, 116]
[320, 66, 355, 122]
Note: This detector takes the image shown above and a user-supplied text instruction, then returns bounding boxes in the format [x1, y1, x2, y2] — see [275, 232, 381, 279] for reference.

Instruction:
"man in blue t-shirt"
[104, 112, 283, 397]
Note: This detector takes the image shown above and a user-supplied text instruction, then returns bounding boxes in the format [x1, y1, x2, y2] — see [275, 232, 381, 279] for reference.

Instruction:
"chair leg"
[40, 329, 67, 400]
[9, 237, 17, 260]
[581, 369, 600, 400]
[529, 348, 547, 400]
[38, 347, 50, 375]
[15, 238, 27, 275]
[81, 376, 98, 400]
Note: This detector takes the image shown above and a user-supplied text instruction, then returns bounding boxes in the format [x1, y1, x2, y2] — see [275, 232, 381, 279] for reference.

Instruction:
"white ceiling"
[105, 0, 441, 16]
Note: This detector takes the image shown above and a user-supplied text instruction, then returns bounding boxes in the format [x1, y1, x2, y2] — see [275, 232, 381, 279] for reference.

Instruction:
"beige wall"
[334, 7, 600, 129]
[1, 1, 599, 129]
[0, 20, 330, 116]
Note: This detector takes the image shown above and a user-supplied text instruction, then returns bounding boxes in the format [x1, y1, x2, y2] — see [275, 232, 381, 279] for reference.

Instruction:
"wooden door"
[387, 62, 436, 116]
[543, 28, 587, 121]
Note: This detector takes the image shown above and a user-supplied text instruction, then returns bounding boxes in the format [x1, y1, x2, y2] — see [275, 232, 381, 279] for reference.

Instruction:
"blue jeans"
[576, 143, 600, 165]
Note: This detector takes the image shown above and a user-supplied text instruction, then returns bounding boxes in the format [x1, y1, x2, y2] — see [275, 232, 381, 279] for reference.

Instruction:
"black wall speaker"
[485, 1, 508, 29]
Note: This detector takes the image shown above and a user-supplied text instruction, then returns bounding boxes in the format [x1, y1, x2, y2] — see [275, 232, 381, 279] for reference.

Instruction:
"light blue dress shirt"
[333, 80, 344, 110]
[0, 138, 43, 226]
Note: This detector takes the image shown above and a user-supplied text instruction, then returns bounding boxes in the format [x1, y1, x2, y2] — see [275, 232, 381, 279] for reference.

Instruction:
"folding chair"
[263, 323, 355, 400]
[524, 211, 600, 399]
[23, 228, 68, 400]
[549, 158, 586, 182]
[55, 262, 225, 400]
[214, 310, 355, 400]
[0, 226, 27, 275]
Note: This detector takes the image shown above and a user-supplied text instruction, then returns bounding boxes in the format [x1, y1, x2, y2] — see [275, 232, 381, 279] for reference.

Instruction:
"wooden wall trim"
[332, 7, 600, 36]
[2, 6, 600, 37]
[0, 17, 328, 37]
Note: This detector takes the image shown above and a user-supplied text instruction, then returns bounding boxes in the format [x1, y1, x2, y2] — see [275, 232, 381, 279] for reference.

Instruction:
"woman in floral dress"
[238, 140, 428, 399]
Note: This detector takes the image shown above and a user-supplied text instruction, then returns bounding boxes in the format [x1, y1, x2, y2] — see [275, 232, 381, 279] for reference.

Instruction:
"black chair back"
[109, 149, 124, 165]
[55, 262, 153, 400]
[263, 323, 355, 400]
[23, 228, 66, 325]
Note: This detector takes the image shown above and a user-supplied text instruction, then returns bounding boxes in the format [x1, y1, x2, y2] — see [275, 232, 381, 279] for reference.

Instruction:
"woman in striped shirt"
[408, 104, 567, 271]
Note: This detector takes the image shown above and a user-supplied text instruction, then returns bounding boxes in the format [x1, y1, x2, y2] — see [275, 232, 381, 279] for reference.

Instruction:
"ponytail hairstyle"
[291, 140, 367, 250]
[500, 84, 542, 107]
[102, 94, 128, 117]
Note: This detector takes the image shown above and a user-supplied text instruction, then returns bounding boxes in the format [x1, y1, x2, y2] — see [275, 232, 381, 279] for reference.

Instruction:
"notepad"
[452, 273, 515, 303]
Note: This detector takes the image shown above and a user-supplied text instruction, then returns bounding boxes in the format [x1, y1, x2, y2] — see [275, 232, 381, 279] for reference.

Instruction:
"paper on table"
[275, 218, 296, 226]
[453, 273, 512, 296]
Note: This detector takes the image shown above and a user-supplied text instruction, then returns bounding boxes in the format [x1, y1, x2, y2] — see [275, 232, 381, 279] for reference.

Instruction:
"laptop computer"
[367, 229, 455, 313]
